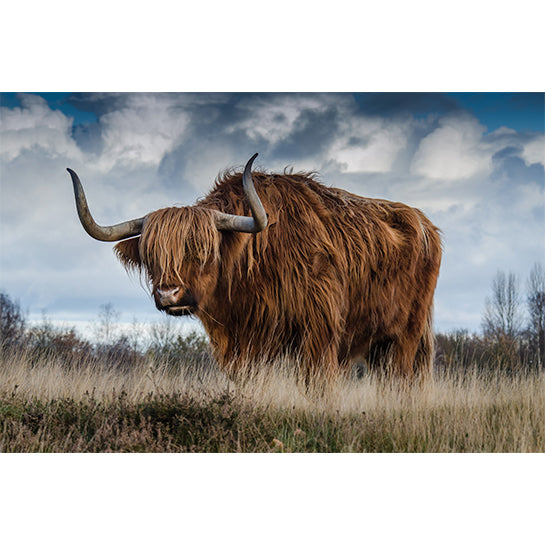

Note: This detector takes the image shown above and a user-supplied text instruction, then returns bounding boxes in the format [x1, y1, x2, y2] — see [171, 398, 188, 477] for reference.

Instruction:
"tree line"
[1, 261, 544, 374]
[0, 296, 213, 372]
[436, 262, 544, 373]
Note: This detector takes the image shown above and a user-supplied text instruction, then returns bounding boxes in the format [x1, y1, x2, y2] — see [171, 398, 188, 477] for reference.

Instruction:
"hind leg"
[368, 337, 420, 380]
[414, 338, 434, 378]
[413, 311, 435, 379]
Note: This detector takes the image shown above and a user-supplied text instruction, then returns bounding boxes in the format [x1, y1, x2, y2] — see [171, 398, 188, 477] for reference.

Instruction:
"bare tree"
[127, 316, 146, 354]
[94, 303, 120, 345]
[482, 270, 524, 341]
[148, 315, 181, 355]
[527, 262, 545, 366]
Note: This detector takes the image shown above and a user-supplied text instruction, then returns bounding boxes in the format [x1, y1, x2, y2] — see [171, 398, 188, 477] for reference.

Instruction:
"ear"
[114, 237, 141, 273]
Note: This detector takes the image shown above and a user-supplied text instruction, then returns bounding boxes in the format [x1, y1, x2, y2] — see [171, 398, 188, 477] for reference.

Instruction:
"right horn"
[67, 168, 146, 242]
[214, 153, 269, 233]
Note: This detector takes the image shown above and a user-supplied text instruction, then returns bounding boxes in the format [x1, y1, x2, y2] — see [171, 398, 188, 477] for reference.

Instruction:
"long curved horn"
[214, 153, 269, 233]
[67, 168, 145, 241]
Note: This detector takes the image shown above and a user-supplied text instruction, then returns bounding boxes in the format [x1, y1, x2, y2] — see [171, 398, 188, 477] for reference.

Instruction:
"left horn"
[67, 168, 146, 241]
[214, 153, 269, 233]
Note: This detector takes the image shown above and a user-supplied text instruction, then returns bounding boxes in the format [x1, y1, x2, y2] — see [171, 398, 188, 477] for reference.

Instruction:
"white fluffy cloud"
[411, 116, 545, 182]
[328, 116, 410, 173]
[521, 134, 545, 166]
[0, 94, 82, 162]
[411, 115, 492, 180]
[95, 94, 190, 172]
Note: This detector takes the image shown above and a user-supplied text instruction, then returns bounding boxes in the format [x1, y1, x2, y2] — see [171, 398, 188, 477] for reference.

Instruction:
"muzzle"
[155, 287, 198, 316]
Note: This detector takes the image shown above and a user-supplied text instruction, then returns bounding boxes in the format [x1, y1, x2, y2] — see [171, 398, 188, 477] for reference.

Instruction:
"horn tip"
[245, 153, 258, 171]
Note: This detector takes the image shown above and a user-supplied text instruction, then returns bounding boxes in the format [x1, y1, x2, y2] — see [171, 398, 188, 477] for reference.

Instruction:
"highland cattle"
[67, 154, 442, 380]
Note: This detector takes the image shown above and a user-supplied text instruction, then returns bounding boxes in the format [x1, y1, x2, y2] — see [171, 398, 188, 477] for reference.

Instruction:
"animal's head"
[67, 154, 267, 316]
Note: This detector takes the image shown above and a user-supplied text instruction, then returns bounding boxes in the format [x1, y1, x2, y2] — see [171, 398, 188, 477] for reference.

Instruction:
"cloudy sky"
[0, 92, 543, 335]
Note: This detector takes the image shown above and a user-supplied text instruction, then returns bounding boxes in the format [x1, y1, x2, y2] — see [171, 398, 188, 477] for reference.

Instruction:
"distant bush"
[27, 325, 94, 365]
[0, 291, 213, 374]
[435, 329, 537, 374]
[147, 326, 213, 372]
[0, 292, 26, 352]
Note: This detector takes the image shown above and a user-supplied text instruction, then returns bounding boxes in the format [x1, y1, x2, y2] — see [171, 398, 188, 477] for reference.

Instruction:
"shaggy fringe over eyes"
[139, 206, 220, 287]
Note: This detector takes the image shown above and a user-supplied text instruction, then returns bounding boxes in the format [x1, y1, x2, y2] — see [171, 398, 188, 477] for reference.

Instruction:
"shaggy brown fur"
[114, 170, 442, 381]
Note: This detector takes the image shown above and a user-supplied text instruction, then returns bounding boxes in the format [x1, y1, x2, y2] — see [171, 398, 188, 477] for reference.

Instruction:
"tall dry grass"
[1, 348, 544, 452]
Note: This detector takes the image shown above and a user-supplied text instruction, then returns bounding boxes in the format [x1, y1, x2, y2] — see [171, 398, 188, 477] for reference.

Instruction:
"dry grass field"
[1, 347, 543, 452]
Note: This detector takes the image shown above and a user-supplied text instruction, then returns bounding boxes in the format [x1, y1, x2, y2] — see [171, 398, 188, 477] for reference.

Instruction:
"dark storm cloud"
[68, 92, 139, 115]
[68, 92, 233, 118]
[271, 106, 342, 161]
[353, 92, 462, 117]
[66, 92, 446, 173]
[192, 92, 346, 144]
[150, 93, 353, 179]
